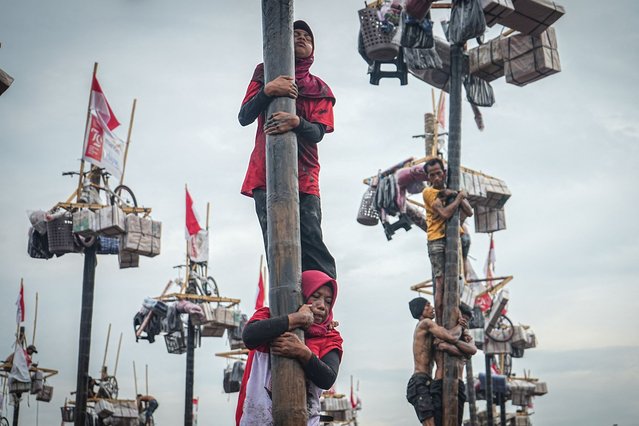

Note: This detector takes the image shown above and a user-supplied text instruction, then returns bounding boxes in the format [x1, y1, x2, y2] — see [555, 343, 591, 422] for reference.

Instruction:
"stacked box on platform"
[201, 305, 235, 337]
[534, 381, 548, 395]
[481, 0, 515, 27]
[501, 27, 560, 86]
[509, 381, 536, 406]
[73, 209, 97, 236]
[498, 0, 564, 35]
[9, 380, 31, 394]
[512, 325, 537, 349]
[96, 206, 125, 236]
[484, 338, 512, 354]
[474, 205, 506, 233]
[121, 215, 161, 257]
[468, 37, 505, 82]
[95, 399, 115, 418]
[30, 370, 44, 394]
[107, 401, 138, 426]
[515, 415, 532, 426]
[483, 176, 511, 208]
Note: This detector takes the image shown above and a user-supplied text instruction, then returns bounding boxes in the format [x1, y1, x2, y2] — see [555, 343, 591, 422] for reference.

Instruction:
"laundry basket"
[47, 213, 77, 254]
[356, 185, 379, 226]
[358, 8, 400, 61]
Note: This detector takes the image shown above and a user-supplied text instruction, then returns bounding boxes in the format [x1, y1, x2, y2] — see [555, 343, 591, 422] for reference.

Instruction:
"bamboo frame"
[0, 365, 59, 380]
[119, 99, 137, 187]
[214, 349, 249, 361]
[54, 201, 152, 216]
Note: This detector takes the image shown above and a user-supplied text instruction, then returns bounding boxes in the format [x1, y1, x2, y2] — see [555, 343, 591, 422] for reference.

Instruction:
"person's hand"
[462, 333, 472, 343]
[264, 112, 301, 135]
[264, 76, 298, 99]
[271, 332, 312, 361]
[327, 320, 339, 331]
[458, 316, 469, 328]
[289, 304, 314, 330]
[457, 189, 467, 199]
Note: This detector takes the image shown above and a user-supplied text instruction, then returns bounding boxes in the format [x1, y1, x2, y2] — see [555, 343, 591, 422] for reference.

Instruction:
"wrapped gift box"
[515, 415, 532, 426]
[502, 27, 560, 86]
[481, 0, 515, 27]
[214, 307, 237, 328]
[190, 303, 214, 326]
[9, 380, 31, 394]
[474, 205, 507, 233]
[484, 338, 512, 354]
[468, 37, 504, 82]
[121, 215, 161, 257]
[498, 0, 565, 35]
[110, 401, 138, 420]
[72, 209, 97, 236]
[96, 206, 125, 236]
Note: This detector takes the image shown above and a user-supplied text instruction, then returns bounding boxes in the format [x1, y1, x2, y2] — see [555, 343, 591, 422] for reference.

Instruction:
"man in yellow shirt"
[422, 158, 472, 323]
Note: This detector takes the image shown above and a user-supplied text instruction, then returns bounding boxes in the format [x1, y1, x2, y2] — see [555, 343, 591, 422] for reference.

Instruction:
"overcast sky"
[1, 0, 638, 425]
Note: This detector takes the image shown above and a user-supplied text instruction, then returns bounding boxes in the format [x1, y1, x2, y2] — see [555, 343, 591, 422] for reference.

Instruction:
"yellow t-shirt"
[423, 187, 445, 241]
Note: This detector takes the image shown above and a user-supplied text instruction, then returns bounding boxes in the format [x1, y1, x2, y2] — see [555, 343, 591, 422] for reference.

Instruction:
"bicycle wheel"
[487, 314, 514, 342]
[111, 185, 138, 208]
[0, 417, 9, 426]
[99, 376, 119, 399]
[207, 276, 220, 297]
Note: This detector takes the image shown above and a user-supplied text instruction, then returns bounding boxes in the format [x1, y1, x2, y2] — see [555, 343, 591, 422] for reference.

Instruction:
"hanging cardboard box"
[481, 0, 515, 27]
[483, 176, 511, 208]
[502, 27, 560, 86]
[96, 206, 125, 236]
[118, 248, 139, 269]
[484, 337, 512, 354]
[468, 37, 504, 82]
[461, 171, 487, 205]
[474, 205, 507, 233]
[498, 0, 564, 35]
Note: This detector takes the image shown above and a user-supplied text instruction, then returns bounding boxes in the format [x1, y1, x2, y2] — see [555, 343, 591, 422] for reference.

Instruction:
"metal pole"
[261, 0, 306, 425]
[74, 245, 97, 426]
[442, 43, 464, 426]
[184, 318, 195, 426]
[12, 395, 20, 426]
[485, 355, 494, 426]
[499, 392, 506, 426]
[465, 359, 478, 426]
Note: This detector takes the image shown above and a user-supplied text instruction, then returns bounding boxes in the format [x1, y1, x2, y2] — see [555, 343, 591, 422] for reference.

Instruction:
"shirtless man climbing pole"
[431, 303, 478, 426]
[406, 297, 467, 426]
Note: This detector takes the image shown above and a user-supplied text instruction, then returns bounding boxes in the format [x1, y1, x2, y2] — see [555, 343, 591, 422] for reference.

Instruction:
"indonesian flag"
[83, 75, 125, 179]
[255, 267, 266, 310]
[484, 233, 496, 287]
[16, 283, 24, 324]
[186, 187, 209, 263]
[91, 75, 120, 131]
[437, 92, 446, 129]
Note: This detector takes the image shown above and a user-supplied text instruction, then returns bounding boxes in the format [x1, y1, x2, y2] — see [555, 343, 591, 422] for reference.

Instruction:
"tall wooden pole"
[261, 1, 307, 425]
[184, 318, 195, 426]
[102, 323, 112, 371]
[74, 245, 97, 426]
[465, 358, 478, 426]
[119, 98, 137, 187]
[32, 292, 39, 345]
[442, 43, 464, 426]
[114, 333, 123, 377]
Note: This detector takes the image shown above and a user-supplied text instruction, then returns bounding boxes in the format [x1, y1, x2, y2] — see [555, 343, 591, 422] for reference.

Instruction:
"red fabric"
[437, 92, 446, 129]
[16, 283, 24, 324]
[255, 268, 265, 310]
[91, 75, 120, 131]
[240, 64, 335, 198]
[235, 348, 255, 425]
[185, 187, 202, 237]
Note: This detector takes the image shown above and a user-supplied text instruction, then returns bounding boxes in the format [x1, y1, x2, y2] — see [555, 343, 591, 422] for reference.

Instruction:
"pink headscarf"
[301, 270, 338, 337]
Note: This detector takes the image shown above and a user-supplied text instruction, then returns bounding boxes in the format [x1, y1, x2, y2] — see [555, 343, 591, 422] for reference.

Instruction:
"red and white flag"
[255, 267, 266, 310]
[484, 233, 496, 286]
[91, 75, 120, 131]
[16, 283, 25, 325]
[83, 74, 125, 180]
[186, 187, 209, 263]
[437, 92, 446, 130]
